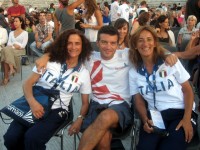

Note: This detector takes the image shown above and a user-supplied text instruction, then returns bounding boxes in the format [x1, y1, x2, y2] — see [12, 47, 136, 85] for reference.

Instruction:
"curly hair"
[85, 0, 98, 21]
[45, 29, 93, 64]
[129, 26, 165, 69]
[114, 18, 129, 48]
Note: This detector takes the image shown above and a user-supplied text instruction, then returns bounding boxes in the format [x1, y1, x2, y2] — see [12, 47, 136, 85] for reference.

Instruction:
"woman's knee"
[4, 130, 22, 148]
[24, 131, 41, 145]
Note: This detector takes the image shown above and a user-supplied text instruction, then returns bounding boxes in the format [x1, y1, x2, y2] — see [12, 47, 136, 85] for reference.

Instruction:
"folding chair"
[53, 99, 75, 150]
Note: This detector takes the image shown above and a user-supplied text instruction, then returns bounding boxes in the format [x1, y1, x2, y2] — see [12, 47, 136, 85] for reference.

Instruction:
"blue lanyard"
[52, 62, 81, 89]
[143, 65, 157, 110]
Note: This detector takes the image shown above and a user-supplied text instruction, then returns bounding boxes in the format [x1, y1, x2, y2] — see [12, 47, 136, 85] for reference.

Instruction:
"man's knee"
[30, 42, 36, 48]
[95, 109, 119, 128]
[41, 41, 51, 50]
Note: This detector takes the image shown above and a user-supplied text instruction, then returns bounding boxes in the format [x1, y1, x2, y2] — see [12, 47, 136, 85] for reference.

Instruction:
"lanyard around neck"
[52, 63, 80, 89]
[143, 65, 157, 110]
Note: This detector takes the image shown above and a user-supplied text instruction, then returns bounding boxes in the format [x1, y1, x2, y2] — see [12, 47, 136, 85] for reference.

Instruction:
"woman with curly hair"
[3, 29, 92, 150]
[80, 0, 103, 42]
[114, 18, 129, 50]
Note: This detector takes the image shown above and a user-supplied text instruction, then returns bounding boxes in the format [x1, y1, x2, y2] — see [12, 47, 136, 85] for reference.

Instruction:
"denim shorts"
[81, 100, 134, 134]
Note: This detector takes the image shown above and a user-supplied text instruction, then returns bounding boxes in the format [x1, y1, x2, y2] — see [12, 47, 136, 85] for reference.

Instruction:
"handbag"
[0, 86, 59, 127]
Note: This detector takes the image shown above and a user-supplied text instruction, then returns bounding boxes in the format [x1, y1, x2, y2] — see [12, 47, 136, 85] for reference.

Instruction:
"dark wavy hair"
[25, 17, 34, 27]
[114, 18, 129, 48]
[156, 15, 168, 29]
[45, 29, 93, 64]
[14, 16, 25, 30]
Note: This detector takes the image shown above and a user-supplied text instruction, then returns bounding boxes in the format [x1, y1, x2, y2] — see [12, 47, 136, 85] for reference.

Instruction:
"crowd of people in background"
[0, 0, 200, 150]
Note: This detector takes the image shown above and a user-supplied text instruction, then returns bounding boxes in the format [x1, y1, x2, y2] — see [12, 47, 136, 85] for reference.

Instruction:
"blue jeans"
[4, 108, 68, 150]
[30, 41, 52, 57]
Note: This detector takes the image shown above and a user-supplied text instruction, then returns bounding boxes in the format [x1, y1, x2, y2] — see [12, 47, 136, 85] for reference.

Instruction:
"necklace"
[118, 40, 124, 49]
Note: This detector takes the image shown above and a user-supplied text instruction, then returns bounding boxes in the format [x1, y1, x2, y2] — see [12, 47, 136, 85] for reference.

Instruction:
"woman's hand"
[176, 119, 193, 143]
[68, 118, 83, 136]
[30, 100, 45, 119]
[80, 23, 90, 29]
[143, 119, 154, 133]
[13, 44, 21, 50]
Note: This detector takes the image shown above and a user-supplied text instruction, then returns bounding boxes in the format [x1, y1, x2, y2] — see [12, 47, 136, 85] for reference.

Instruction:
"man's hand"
[176, 118, 193, 143]
[164, 54, 177, 67]
[36, 41, 42, 49]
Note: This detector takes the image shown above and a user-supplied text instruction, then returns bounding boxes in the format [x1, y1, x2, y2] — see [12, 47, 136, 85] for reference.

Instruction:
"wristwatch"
[77, 115, 84, 120]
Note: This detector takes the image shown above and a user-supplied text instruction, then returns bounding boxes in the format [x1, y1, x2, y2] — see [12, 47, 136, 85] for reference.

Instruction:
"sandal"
[1, 78, 10, 85]
[9, 69, 16, 77]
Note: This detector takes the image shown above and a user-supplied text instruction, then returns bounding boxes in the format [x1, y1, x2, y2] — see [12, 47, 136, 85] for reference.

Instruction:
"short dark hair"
[140, 1, 146, 6]
[45, 29, 93, 64]
[39, 11, 46, 16]
[97, 26, 119, 42]
[0, 7, 4, 13]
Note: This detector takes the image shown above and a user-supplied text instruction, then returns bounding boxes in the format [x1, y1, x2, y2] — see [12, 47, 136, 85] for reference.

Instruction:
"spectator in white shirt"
[110, 0, 119, 26]
[136, 0, 148, 16]
[0, 26, 8, 58]
[46, 12, 54, 30]
[117, 0, 130, 22]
